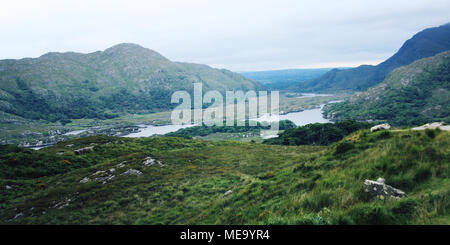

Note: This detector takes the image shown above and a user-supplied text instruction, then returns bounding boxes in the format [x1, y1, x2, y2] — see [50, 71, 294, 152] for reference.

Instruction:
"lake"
[124, 95, 340, 138]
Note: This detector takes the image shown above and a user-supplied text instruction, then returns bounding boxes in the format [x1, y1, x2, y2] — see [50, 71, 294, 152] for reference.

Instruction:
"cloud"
[0, 0, 449, 71]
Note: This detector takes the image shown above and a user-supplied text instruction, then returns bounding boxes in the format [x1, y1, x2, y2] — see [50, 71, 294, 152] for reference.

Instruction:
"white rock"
[222, 190, 232, 198]
[370, 123, 391, 132]
[121, 169, 143, 176]
[79, 177, 90, 183]
[376, 177, 385, 184]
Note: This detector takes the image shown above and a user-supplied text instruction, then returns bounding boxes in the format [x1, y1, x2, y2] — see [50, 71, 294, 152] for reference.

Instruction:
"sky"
[0, 0, 449, 71]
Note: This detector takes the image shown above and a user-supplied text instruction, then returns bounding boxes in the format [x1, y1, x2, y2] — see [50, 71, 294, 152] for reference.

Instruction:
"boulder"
[222, 190, 232, 198]
[5, 185, 12, 190]
[364, 179, 406, 200]
[121, 169, 143, 176]
[143, 156, 164, 167]
[370, 123, 391, 132]
[74, 146, 94, 155]
[79, 177, 90, 183]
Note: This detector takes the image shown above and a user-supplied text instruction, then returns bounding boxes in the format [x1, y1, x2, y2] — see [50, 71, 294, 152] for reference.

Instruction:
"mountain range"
[0, 43, 262, 123]
[297, 23, 450, 92]
[323, 50, 450, 125]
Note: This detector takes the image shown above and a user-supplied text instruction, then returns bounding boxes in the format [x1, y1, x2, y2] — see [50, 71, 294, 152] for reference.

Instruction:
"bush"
[348, 204, 396, 225]
[334, 142, 354, 155]
[413, 168, 432, 183]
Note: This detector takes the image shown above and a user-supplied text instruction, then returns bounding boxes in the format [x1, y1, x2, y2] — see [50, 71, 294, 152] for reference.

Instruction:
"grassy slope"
[0, 129, 448, 224]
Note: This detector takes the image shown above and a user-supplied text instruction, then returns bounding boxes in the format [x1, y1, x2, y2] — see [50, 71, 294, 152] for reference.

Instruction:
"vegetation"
[297, 23, 450, 92]
[166, 120, 296, 139]
[241, 68, 332, 90]
[263, 120, 373, 146]
[0, 43, 262, 122]
[323, 51, 450, 126]
[0, 127, 448, 225]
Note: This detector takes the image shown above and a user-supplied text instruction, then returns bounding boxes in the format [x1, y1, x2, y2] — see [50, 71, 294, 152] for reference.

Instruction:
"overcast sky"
[0, 0, 449, 71]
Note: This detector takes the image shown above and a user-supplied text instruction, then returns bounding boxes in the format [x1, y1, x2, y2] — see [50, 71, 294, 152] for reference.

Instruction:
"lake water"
[124, 95, 340, 138]
[123, 124, 196, 138]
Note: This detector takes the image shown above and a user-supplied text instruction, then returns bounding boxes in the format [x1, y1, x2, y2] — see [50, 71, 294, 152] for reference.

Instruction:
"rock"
[92, 170, 106, 176]
[109, 168, 116, 173]
[74, 146, 94, 155]
[96, 175, 115, 184]
[143, 156, 164, 167]
[412, 122, 449, 131]
[376, 177, 385, 184]
[364, 179, 406, 200]
[370, 123, 391, 132]
[5, 185, 12, 190]
[13, 213, 24, 219]
[66, 144, 74, 147]
[79, 177, 90, 183]
[121, 169, 143, 176]
[116, 162, 126, 168]
[222, 190, 232, 198]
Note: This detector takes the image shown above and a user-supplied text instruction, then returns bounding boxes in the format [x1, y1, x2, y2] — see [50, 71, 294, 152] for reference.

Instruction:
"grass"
[0, 128, 448, 225]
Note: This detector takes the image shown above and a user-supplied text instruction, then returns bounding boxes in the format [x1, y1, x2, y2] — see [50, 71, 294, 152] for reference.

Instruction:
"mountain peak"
[102, 43, 169, 61]
[104, 43, 145, 52]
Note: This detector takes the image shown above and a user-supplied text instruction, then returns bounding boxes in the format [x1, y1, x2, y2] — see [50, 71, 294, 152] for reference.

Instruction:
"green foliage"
[0, 129, 448, 225]
[324, 52, 450, 126]
[167, 120, 296, 139]
[263, 120, 372, 146]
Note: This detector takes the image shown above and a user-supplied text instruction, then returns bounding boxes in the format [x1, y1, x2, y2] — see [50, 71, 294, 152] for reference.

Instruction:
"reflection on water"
[123, 124, 195, 138]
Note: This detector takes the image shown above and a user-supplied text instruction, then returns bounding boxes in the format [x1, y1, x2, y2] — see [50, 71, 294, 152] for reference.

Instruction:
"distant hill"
[323, 51, 450, 126]
[241, 68, 332, 90]
[0, 43, 262, 123]
[297, 23, 450, 92]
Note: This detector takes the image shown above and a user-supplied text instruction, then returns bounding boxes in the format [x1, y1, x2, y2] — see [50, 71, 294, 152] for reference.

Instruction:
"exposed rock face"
[143, 156, 164, 167]
[412, 122, 450, 131]
[370, 123, 391, 132]
[121, 169, 143, 176]
[364, 179, 406, 200]
[74, 146, 94, 155]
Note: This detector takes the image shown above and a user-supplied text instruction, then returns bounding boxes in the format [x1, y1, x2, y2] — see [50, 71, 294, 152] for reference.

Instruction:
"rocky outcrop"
[121, 169, 143, 176]
[364, 178, 406, 200]
[74, 146, 94, 155]
[412, 122, 450, 131]
[143, 156, 164, 167]
[370, 123, 391, 132]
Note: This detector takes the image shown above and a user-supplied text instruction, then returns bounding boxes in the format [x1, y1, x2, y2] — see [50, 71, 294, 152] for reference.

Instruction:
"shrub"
[334, 142, 354, 155]
[413, 168, 432, 183]
[348, 204, 396, 225]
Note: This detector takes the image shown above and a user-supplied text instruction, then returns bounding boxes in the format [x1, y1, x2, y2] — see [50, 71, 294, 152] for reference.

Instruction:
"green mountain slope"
[241, 68, 333, 90]
[0, 128, 448, 224]
[323, 51, 450, 126]
[0, 43, 262, 122]
[297, 23, 450, 92]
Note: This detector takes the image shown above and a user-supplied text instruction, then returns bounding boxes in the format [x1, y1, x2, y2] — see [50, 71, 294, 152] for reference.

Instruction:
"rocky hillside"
[297, 23, 450, 92]
[0, 43, 262, 122]
[323, 51, 450, 126]
[0, 127, 448, 224]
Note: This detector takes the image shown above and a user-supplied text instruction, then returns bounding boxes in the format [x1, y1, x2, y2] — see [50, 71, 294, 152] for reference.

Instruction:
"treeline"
[263, 120, 373, 146]
[166, 120, 296, 139]
[4, 80, 178, 124]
